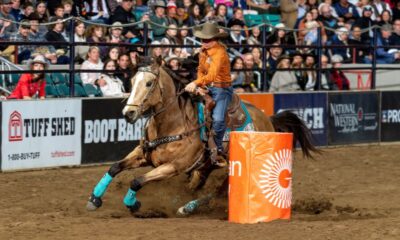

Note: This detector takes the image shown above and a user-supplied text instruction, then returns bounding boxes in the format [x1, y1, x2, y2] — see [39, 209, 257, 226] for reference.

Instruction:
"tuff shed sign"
[1, 100, 81, 171]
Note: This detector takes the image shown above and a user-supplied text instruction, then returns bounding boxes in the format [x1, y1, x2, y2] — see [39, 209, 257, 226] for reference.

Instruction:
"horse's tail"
[270, 110, 321, 159]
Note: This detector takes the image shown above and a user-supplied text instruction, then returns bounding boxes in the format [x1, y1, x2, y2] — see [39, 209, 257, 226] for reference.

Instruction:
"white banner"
[1, 99, 82, 171]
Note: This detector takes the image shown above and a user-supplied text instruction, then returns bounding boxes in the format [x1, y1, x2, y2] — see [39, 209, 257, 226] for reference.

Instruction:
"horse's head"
[122, 56, 164, 123]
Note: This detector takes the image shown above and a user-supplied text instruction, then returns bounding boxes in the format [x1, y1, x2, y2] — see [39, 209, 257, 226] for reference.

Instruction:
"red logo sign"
[9, 111, 23, 141]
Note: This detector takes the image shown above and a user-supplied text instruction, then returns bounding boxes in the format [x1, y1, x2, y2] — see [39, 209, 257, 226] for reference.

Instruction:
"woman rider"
[184, 22, 233, 166]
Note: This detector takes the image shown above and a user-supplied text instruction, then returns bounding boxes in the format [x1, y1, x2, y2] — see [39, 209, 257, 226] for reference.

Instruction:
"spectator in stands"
[97, 59, 126, 97]
[161, 23, 179, 56]
[227, 7, 245, 28]
[9, 19, 34, 63]
[304, 54, 317, 90]
[227, 19, 247, 53]
[196, 0, 212, 18]
[74, 20, 89, 64]
[348, 25, 366, 63]
[267, 43, 282, 79]
[251, 47, 263, 68]
[166, 1, 178, 25]
[355, 0, 369, 17]
[149, 40, 163, 58]
[242, 52, 260, 91]
[35, 1, 49, 24]
[296, 0, 308, 22]
[175, 2, 189, 26]
[187, 3, 204, 27]
[106, 22, 126, 53]
[116, 53, 134, 92]
[87, 25, 108, 58]
[290, 51, 306, 90]
[110, 0, 138, 40]
[53, 4, 65, 18]
[230, 56, 246, 93]
[298, 11, 327, 45]
[150, 0, 167, 40]
[165, 55, 181, 71]
[366, 24, 400, 64]
[377, 10, 392, 26]
[82, 0, 111, 24]
[7, 55, 47, 100]
[389, 19, 400, 46]
[44, 17, 70, 64]
[107, 46, 120, 61]
[330, 54, 350, 90]
[355, 5, 376, 44]
[18, 2, 34, 21]
[371, 0, 392, 21]
[267, 23, 296, 53]
[333, 0, 360, 22]
[316, 54, 338, 90]
[0, 0, 17, 36]
[214, 3, 229, 27]
[247, 26, 261, 45]
[9, 0, 21, 22]
[178, 25, 193, 56]
[62, 0, 73, 18]
[318, 3, 339, 40]
[81, 46, 104, 85]
[280, 0, 298, 29]
[269, 55, 301, 92]
[330, 27, 352, 63]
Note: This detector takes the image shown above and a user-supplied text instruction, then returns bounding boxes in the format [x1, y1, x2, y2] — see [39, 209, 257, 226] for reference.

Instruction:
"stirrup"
[210, 148, 227, 168]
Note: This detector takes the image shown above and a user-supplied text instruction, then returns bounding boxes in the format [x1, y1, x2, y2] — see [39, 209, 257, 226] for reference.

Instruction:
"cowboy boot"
[208, 130, 227, 168]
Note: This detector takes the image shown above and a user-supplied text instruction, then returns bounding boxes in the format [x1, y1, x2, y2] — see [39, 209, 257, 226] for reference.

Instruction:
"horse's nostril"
[125, 110, 137, 122]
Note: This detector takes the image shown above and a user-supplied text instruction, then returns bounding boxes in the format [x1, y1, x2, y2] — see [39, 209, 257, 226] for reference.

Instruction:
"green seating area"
[4, 73, 103, 98]
[244, 14, 281, 28]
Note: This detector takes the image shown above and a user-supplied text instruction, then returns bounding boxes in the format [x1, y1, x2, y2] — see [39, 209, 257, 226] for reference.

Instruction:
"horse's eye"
[146, 81, 153, 87]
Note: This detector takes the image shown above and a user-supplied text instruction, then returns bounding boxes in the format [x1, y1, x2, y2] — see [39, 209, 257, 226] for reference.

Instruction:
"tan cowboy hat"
[193, 22, 228, 40]
[28, 55, 49, 69]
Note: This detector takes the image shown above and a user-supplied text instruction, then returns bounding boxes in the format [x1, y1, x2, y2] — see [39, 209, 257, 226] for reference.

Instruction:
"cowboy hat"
[277, 54, 291, 64]
[110, 21, 123, 30]
[153, 0, 166, 8]
[193, 22, 228, 40]
[28, 55, 49, 69]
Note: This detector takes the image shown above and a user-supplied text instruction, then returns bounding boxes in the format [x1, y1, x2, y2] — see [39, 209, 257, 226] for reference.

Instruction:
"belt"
[209, 82, 232, 88]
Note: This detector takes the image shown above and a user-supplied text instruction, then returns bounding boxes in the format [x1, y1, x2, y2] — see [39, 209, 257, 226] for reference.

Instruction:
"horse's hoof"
[86, 194, 102, 211]
[127, 201, 141, 213]
[176, 206, 190, 217]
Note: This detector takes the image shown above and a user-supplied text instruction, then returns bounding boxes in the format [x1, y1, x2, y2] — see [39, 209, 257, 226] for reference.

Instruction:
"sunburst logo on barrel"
[259, 149, 292, 209]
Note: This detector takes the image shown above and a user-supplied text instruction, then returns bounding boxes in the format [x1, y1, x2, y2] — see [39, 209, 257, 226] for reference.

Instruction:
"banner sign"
[81, 98, 145, 164]
[274, 93, 328, 146]
[381, 91, 400, 142]
[0, 102, 2, 171]
[1, 99, 81, 171]
[328, 92, 380, 145]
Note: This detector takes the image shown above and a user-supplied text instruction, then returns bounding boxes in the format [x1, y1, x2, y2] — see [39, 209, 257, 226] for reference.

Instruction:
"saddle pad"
[197, 101, 255, 142]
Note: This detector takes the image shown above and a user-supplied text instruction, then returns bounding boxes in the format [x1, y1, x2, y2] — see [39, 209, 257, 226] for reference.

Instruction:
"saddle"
[203, 93, 246, 129]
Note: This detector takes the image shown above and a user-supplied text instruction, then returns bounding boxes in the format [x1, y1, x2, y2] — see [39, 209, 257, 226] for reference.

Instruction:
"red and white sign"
[1, 99, 82, 171]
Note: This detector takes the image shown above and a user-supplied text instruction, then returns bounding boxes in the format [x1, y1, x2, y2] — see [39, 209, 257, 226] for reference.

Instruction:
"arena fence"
[1, 91, 399, 171]
[1, 17, 400, 94]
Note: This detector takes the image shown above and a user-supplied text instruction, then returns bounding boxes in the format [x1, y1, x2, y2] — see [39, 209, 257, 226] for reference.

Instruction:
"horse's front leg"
[123, 163, 178, 212]
[86, 146, 148, 211]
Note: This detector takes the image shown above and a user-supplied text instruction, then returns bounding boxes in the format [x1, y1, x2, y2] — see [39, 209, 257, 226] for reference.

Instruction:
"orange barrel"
[229, 132, 293, 224]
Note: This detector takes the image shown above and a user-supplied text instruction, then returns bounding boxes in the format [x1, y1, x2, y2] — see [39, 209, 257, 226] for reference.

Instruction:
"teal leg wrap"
[93, 173, 113, 198]
[123, 189, 137, 207]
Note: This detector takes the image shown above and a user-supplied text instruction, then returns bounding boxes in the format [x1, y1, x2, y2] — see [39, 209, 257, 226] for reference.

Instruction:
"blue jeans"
[208, 86, 233, 151]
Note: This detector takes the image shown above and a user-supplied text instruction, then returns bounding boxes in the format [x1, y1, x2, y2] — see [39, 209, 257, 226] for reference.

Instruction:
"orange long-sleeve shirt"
[194, 42, 232, 87]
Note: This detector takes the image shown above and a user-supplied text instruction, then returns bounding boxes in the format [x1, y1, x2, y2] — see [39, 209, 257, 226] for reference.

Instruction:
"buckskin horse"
[86, 57, 318, 214]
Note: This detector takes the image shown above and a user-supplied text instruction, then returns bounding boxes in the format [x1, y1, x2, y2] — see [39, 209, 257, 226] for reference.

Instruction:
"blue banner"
[274, 93, 328, 146]
[328, 92, 380, 145]
[381, 91, 400, 142]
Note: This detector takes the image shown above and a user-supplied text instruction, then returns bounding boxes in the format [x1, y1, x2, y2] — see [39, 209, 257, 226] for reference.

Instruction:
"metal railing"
[0, 17, 399, 96]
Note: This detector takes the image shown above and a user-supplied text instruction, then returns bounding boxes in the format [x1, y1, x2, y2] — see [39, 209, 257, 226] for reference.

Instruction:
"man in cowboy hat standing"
[185, 22, 233, 166]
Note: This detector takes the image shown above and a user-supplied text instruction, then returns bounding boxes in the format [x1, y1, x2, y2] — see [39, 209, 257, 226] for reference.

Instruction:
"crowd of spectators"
[1, 0, 399, 98]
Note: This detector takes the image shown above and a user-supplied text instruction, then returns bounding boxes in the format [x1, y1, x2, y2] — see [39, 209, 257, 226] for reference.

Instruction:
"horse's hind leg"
[123, 163, 178, 212]
[86, 146, 148, 211]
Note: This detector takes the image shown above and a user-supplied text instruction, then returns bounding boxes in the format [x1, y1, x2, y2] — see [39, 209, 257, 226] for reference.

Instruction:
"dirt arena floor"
[0, 144, 399, 240]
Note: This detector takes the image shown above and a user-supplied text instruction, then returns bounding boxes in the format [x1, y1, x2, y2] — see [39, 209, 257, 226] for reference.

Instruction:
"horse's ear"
[155, 55, 163, 66]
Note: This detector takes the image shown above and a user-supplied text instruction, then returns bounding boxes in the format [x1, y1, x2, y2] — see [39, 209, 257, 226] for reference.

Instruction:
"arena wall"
[1, 91, 399, 171]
